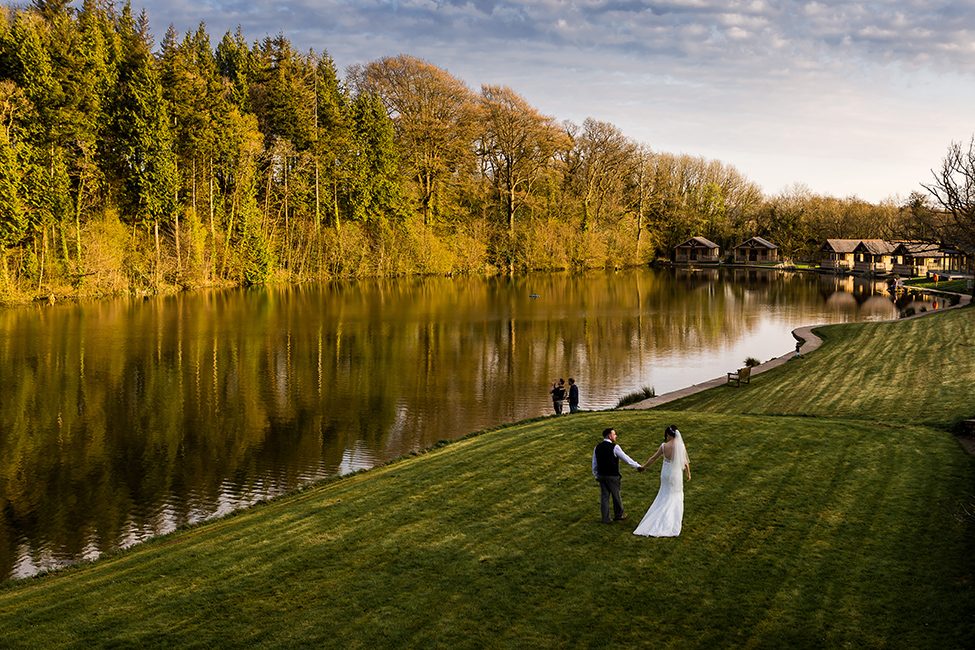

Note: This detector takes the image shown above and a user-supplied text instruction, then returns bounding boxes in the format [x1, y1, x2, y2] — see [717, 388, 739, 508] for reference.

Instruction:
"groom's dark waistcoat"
[594, 440, 620, 477]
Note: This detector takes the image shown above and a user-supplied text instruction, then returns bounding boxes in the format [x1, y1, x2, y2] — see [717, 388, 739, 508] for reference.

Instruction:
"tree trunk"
[209, 156, 215, 278]
[37, 231, 46, 292]
[333, 177, 340, 231]
[315, 155, 320, 235]
[154, 219, 161, 285]
[636, 154, 646, 254]
[174, 193, 181, 274]
[284, 158, 291, 271]
[221, 191, 237, 278]
[75, 172, 86, 284]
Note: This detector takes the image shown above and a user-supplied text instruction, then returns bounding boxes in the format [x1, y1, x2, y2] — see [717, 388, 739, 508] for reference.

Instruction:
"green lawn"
[1, 309, 973, 649]
[904, 276, 972, 295]
[667, 307, 975, 429]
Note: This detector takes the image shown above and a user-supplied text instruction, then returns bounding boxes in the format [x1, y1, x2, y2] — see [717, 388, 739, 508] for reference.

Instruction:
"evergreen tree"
[312, 52, 351, 230]
[31, 0, 74, 23]
[345, 93, 405, 225]
[107, 2, 178, 278]
[215, 27, 256, 110]
[0, 132, 27, 252]
[350, 55, 475, 225]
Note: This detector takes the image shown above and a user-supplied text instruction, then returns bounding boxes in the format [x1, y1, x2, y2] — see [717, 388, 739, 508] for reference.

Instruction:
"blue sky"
[132, 0, 975, 203]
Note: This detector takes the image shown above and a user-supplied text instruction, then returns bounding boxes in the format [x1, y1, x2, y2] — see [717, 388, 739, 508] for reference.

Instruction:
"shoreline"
[622, 289, 972, 410]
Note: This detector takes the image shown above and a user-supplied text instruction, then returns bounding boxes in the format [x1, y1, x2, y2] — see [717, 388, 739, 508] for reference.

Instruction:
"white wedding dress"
[633, 439, 687, 537]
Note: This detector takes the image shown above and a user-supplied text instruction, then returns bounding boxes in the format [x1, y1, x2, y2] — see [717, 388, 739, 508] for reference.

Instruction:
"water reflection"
[0, 267, 936, 580]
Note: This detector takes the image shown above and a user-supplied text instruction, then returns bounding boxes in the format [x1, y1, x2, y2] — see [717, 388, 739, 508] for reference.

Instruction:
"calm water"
[0, 267, 937, 581]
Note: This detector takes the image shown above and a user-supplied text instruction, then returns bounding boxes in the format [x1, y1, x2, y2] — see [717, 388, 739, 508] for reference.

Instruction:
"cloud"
[143, 1, 975, 77]
[134, 0, 975, 200]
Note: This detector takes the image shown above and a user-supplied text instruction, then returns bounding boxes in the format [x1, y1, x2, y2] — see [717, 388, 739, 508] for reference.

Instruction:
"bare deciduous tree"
[921, 139, 975, 273]
[348, 55, 475, 225]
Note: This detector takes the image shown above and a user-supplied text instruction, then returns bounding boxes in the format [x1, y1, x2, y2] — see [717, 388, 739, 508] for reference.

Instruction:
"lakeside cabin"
[852, 240, 896, 273]
[733, 237, 778, 264]
[818, 239, 860, 271]
[819, 239, 973, 277]
[891, 242, 955, 277]
[952, 244, 975, 274]
[674, 237, 720, 263]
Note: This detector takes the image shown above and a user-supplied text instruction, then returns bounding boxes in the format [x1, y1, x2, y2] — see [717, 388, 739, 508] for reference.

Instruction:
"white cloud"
[129, 0, 975, 201]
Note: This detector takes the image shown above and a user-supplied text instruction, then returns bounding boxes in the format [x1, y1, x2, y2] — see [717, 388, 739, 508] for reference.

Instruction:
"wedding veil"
[670, 428, 689, 470]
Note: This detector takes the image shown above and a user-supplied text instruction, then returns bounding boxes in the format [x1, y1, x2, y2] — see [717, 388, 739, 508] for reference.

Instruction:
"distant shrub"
[744, 357, 761, 367]
[616, 386, 655, 408]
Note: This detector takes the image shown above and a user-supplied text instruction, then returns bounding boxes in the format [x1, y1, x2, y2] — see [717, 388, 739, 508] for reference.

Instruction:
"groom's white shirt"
[592, 438, 642, 478]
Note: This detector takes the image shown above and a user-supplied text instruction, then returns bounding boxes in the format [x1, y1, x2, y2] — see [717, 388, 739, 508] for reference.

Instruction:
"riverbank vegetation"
[1, 302, 971, 648]
[0, 2, 937, 305]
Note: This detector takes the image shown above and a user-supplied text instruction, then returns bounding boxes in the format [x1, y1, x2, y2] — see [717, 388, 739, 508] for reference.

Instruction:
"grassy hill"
[1, 309, 973, 649]
[667, 307, 975, 430]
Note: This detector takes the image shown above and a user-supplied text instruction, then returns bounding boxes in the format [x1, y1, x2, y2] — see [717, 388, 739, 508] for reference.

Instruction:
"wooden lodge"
[819, 239, 973, 277]
[674, 237, 720, 263]
[818, 239, 860, 271]
[891, 242, 956, 277]
[952, 245, 975, 274]
[733, 237, 778, 264]
[852, 240, 896, 273]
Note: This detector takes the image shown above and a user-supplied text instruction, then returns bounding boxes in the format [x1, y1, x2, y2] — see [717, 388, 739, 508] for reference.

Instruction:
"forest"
[0, 0, 942, 303]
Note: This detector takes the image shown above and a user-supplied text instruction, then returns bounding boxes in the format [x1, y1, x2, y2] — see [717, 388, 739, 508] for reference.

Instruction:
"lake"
[0, 266, 936, 581]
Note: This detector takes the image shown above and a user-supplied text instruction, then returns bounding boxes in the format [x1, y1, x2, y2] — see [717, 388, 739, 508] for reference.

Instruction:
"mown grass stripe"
[1, 310, 973, 648]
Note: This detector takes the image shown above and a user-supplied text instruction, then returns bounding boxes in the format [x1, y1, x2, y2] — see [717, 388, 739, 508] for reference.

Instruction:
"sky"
[129, 0, 975, 203]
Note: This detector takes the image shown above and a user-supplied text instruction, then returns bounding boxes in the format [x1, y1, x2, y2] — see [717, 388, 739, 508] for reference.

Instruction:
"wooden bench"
[727, 366, 751, 387]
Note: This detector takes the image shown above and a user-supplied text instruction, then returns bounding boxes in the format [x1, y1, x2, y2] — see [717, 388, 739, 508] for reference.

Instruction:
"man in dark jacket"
[567, 378, 579, 413]
[591, 428, 643, 523]
[550, 378, 567, 414]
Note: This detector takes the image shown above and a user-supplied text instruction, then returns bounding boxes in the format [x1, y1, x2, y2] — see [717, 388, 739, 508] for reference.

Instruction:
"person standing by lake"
[568, 378, 580, 413]
[550, 379, 567, 414]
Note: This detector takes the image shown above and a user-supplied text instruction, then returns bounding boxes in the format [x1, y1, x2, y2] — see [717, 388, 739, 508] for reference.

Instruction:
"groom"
[592, 428, 643, 523]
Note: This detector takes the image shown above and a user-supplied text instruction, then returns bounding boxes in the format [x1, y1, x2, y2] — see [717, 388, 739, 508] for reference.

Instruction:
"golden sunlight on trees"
[349, 55, 475, 226]
[0, 6, 934, 301]
[476, 85, 568, 235]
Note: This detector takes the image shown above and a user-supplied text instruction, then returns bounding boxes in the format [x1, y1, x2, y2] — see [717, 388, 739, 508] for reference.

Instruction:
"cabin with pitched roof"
[733, 237, 778, 264]
[852, 240, 896, 273]
[891, 242, 954, 277]
[674, 237, 720, 263]
[818, 239, 860, 271]
[951, 245, 975, 274]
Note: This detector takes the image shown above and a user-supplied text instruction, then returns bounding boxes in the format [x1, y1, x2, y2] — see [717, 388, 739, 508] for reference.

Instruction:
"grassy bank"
[1, 310, 973, 649]
[665, 307, 975, 430]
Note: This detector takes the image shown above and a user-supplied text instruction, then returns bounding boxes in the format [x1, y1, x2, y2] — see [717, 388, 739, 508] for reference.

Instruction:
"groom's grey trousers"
[597, 474, 624, 522]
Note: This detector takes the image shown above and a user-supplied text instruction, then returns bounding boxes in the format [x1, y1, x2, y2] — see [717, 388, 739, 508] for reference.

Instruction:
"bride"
[633, 425, 691, 537]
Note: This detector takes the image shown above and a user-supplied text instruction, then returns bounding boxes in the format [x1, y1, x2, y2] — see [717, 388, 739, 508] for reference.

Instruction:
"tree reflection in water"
[0, 267, 932, 580]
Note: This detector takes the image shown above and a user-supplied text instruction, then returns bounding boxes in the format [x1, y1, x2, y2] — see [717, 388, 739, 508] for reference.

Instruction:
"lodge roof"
[734, 236, 777, 250]
[820, 239, 861, 254]
[676, 237, 719, 249]
[892, 241, 949, 257]
[854, 240, 896, 255]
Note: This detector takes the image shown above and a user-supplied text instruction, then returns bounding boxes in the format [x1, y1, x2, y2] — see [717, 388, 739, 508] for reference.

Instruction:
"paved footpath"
[622, 290, 972, 410]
